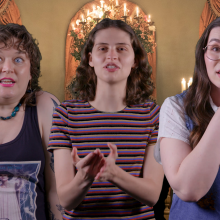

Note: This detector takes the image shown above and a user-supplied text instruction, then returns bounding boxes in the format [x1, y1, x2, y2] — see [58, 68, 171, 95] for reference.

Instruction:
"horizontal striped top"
[48, 100, 160, 220]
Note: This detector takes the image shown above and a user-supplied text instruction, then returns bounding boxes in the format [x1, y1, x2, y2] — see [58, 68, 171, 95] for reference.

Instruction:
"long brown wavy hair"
[68, 18, 154, 105]
[184, 17, 220, 148]
[0, 23, 42, 106]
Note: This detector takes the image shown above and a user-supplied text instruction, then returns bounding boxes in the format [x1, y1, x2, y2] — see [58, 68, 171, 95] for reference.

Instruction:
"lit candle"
[87, 10, 89, 16]
[181, 78, 186, 92]
[148, 15, 151, 22]
[81, 14, 84, 22]
[187, 77, 193, 88]
[93, 5, 95, 13]
[124, 3, 126, 16]
[99, 11, 104, 18]
[76, 19, 80, 25]
[95, 10, 99, 18]
[71, 23, 75, 30]
[136, 7, 139, 17]
[116, 0, 118, 6]
[100, 0, 104, 8]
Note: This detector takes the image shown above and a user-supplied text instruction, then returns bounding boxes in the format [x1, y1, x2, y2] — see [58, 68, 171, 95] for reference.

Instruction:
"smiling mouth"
[0, 79, 15, 84]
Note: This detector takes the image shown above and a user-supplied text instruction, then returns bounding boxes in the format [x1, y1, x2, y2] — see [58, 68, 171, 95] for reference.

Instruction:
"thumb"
[107, 142, 118, 160]
[71, 147, 81, 165]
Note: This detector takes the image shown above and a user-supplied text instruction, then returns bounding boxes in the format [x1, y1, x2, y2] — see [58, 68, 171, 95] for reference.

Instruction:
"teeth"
[107, 65, 116, 69]
[1, 80, 13, 84]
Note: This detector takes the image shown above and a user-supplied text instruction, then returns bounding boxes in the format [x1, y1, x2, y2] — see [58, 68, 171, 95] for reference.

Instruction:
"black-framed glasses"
[203, 45, 220, 61]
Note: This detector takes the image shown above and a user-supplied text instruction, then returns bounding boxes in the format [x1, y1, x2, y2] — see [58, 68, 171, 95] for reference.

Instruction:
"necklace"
[0, 103, 22, 120]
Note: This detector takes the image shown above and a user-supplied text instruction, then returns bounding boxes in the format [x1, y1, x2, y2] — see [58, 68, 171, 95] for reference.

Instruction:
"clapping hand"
[71, 147, 105, 181]
[95, 142, 118, 182]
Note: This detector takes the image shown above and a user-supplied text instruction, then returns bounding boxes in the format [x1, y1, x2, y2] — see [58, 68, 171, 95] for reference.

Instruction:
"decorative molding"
[0, 0, 12, 16]
[207, 0, 219, 18]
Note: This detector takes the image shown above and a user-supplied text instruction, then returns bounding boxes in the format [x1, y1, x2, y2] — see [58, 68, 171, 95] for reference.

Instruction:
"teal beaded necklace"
[0, 103, 21, 120]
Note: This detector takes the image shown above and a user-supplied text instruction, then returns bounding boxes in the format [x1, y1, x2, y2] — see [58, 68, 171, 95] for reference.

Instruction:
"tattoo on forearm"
[57, 204, 65, 215]
[47, 202, 59, 220]
[50, 153, 55, 173]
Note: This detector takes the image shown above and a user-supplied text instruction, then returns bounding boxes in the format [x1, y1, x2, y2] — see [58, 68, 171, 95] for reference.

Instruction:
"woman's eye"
[117, 47, 126, 51]
[14, 57, 23, 63]
[211, 46, 220, 52]
[99, 47, 107, 51]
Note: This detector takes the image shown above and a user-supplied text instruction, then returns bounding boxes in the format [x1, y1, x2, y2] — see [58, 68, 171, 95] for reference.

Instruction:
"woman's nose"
[2, 59, 14, 73]
[107, 48, 118, 60]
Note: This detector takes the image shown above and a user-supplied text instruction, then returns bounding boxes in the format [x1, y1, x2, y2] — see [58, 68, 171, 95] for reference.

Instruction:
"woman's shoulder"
[35, 91, 60, 118]
[130, 100, 160, 109]
[58, 99, 89, 109]
[35, 91, 60, 106]
[161, 94, 184, 115]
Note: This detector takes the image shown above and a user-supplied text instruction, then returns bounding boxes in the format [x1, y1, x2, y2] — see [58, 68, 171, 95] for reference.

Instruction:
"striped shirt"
[48, 100, 159, 220]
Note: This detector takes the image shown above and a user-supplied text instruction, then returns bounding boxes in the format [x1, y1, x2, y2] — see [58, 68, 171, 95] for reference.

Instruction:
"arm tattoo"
[57, 204, 65, 215]
[47, 202, 59, 220]
[51, 98, 59, 112]
[50, 98, 58, 173]
[50, 153, 55, 173]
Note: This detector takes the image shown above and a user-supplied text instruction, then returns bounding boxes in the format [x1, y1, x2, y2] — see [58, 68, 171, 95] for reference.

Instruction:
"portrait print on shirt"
[0, 161, 41, 220]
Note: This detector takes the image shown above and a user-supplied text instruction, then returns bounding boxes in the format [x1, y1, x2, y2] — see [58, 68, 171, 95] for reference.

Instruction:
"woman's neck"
[0, 99, 21, 117]
[89, 83, 126, 112]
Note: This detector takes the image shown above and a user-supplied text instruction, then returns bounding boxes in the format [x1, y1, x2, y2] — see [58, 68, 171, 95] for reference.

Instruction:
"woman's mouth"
[0, 78, 15, 87]
[105, 64, 119, 72]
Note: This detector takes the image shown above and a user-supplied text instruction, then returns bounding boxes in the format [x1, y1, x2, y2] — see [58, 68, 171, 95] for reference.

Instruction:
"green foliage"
[70, 16, 154, 61]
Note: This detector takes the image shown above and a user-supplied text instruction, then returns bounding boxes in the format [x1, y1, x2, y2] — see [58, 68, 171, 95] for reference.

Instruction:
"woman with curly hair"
[0, 23, 62, 219]
[48, 18, 164, 219]
[154, 17, 220, 219]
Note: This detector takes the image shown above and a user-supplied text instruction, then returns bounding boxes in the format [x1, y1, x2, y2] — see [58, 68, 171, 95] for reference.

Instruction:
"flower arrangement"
[70, 3, 155, 62]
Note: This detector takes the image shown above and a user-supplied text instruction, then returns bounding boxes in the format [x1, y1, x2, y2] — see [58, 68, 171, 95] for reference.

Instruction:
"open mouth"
[0, 79, 15, 85]
[105, 63, 119, 70]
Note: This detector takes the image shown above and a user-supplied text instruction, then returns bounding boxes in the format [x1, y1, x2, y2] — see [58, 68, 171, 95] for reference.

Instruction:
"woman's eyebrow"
[95, 43, 130, 46]
[208, 38, 220, 44]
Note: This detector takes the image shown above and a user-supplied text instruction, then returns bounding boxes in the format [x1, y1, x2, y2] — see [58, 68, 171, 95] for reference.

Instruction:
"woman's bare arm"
[36, 91, 63, 219]
[160, 108, 220, 202]
[54, 148, 105, 210]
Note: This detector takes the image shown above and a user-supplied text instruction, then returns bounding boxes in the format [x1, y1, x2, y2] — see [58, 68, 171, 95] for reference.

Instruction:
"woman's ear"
[89, 52, 94, 67]
[132, 59, 136, 68]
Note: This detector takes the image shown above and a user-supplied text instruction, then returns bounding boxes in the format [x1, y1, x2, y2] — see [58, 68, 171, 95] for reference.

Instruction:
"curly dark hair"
[68, 18, 154, 105]
[184, 17, 220, 148]
[0, 23, 42, 106]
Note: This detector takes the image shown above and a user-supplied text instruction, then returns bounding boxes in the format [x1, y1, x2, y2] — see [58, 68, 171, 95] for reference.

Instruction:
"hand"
[95, 142, 118, 182]
[71, 147, 105, 181]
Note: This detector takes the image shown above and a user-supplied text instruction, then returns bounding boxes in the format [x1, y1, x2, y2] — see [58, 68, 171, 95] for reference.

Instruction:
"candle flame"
[124, 3, 126, 16]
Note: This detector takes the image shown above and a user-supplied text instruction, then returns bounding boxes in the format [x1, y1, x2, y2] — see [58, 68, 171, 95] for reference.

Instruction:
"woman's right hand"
[71, 147, 105, 181]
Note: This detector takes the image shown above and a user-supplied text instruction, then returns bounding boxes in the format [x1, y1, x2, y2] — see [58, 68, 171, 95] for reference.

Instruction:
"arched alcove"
[65, 0, 157, 100]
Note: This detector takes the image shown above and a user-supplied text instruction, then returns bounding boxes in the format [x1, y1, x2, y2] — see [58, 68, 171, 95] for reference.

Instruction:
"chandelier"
[70, 0, 156, 62]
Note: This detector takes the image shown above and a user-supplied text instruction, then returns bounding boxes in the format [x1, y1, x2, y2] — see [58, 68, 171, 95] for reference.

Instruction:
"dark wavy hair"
[68, 18, 154, 105]
[0, 23, 42, 106]
[184, 17, 220, 148]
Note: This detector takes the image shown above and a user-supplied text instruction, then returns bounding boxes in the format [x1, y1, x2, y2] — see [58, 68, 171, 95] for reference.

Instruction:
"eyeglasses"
[203, 45, 220, 61]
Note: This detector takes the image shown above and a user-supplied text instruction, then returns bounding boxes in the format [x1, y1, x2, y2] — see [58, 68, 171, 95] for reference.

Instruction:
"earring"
[26, 80, 32, 93]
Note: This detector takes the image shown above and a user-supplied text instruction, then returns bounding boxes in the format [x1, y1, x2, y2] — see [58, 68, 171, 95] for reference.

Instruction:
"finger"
[71, 147, 81, 165]
[81, 152, 98, 167]
[95, 160, 106, 180]
[107, 142, 118, 159]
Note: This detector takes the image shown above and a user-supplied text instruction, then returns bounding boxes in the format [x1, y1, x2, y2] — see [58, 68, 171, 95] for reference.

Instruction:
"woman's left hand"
[95, 142, 118, 182]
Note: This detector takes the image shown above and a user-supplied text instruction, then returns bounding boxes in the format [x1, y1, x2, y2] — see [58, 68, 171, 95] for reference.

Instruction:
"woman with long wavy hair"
[155, 17, 220, 219]
[48, 18, 164, 220]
